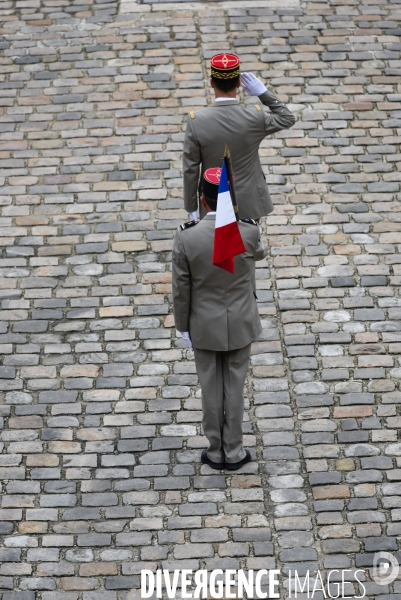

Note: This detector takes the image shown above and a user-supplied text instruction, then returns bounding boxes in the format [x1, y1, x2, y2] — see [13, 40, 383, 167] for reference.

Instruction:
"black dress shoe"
[225, 449, 252, 471]
[201, 449, 224, 470]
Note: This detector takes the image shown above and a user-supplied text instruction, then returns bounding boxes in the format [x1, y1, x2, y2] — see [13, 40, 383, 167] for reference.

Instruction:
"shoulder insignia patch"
[189, 111, 196, 119]
[254, 104, 261, 111]
[239, 218, 258, 226]
[180, 220, 199, 231]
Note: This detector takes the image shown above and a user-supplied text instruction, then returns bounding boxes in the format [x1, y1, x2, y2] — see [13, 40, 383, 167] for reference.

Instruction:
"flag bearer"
[183, 52, 296, 221]
[172, 169, 266, 471]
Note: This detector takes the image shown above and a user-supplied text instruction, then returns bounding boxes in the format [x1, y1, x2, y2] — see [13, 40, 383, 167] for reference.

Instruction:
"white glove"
[180, 331, 193, 351]
[241, 72, 267, 96]
[189, 211, 198, 221]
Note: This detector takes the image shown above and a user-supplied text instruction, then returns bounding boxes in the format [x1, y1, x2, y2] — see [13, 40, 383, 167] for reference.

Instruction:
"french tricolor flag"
[212, 159, 246, 273]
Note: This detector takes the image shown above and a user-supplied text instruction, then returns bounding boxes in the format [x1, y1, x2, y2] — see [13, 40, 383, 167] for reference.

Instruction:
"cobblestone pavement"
[0, 0, 401, 598]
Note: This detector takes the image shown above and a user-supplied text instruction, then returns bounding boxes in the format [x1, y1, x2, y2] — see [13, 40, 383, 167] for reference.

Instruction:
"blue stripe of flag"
[217, 159, 229, 195]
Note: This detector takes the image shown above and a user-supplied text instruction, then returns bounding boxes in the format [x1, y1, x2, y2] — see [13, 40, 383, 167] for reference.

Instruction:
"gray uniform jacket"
[172, 214, 267, 351]
[183, 89, 296, 220]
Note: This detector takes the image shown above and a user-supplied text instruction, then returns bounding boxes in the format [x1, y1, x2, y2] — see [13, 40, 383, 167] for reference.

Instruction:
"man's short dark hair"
[211, 75, 240, 94]
[203, 194, 217, 212]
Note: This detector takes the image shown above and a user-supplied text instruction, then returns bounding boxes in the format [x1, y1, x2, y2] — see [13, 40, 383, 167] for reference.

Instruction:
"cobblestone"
[0, 0, 400, 596]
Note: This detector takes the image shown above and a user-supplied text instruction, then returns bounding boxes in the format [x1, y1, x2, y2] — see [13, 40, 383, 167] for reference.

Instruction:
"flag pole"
[223, 143, 239, 221]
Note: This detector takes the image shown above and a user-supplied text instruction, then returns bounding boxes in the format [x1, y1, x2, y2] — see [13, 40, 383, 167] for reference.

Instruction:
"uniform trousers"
[193, 344, 251, 464]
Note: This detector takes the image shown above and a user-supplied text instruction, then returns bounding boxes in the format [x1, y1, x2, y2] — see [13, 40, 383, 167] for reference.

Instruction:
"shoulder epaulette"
[180, 220, 199, 231]
[189, 111, 195, 119]
[254, 104, 261, 111]
[239, 218, 258, 226]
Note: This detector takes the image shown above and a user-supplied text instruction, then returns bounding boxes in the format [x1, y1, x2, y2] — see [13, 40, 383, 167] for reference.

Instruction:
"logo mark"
[372, 552, 399, 585]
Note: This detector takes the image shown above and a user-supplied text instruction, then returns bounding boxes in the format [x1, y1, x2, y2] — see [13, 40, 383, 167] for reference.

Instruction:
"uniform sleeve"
[183, 115, 201, 214]
[258, 88, 296, 136]
[172, 229, 191, 333]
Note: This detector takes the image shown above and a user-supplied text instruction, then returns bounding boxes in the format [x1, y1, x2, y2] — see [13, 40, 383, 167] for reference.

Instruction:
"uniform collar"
[212, 99, 239, 106]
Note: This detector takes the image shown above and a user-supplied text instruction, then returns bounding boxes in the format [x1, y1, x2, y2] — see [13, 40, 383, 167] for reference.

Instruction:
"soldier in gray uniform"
[183, 52, 296, 221]
[172, 169, 267, 471]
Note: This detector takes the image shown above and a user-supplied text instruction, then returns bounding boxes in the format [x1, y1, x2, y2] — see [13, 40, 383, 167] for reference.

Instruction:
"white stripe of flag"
[212, 158, 246, 273]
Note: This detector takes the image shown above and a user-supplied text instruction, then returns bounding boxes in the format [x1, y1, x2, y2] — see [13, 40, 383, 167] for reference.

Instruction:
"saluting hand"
[240, 72, 267, 96]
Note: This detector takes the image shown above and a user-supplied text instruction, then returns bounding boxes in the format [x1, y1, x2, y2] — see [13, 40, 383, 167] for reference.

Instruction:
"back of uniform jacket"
[172, 214, 266, 351]
[183, 90, 295, 220]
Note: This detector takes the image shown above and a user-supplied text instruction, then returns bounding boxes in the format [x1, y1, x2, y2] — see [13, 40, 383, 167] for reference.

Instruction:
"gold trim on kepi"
[210, 53, 240, 80]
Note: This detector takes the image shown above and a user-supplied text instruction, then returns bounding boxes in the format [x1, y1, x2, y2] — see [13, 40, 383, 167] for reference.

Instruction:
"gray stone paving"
[0, 0, 401, 597]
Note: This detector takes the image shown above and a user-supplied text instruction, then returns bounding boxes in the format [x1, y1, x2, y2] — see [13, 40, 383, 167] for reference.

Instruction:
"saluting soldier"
[172, 168, 267, 471]
[183, 53, 296, 221]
